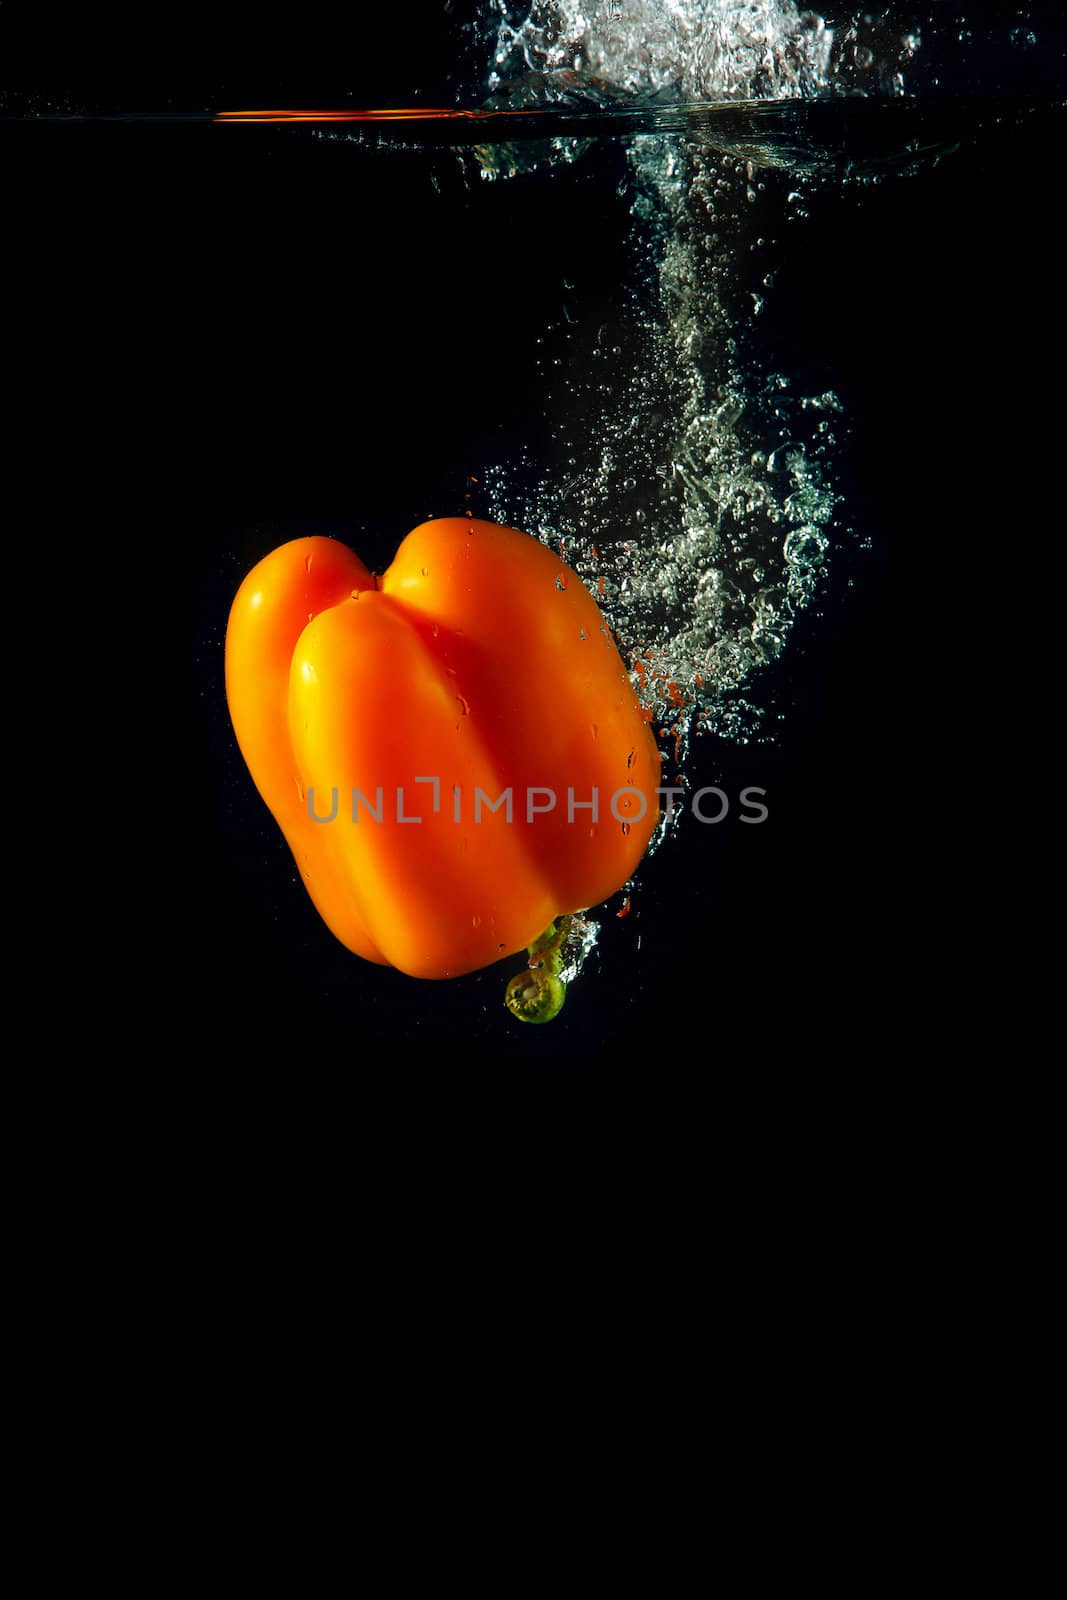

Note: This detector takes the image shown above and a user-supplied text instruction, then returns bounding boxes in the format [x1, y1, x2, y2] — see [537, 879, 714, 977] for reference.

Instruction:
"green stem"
[504, 916, 572, 1025]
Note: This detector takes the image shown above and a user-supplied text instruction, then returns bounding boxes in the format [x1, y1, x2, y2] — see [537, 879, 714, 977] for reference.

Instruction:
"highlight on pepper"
[225, 518, 662, 1018]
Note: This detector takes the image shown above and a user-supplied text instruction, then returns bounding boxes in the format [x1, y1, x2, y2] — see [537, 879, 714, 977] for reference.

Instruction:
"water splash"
[484, 0, 938, 103]
[488, 0, 837, 102]
[481, 4, 845, 752]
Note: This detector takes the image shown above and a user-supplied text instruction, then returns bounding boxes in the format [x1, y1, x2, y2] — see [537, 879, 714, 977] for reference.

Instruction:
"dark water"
[10, 80, 1062, 1094]
[3, 21, 1061, 1456]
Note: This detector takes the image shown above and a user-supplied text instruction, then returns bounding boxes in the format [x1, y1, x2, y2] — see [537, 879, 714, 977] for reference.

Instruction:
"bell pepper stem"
[504, 916, 573, 1024]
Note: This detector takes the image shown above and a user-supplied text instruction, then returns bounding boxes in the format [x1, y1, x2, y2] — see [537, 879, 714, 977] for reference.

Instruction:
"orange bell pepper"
[225, 518, 661, 1004]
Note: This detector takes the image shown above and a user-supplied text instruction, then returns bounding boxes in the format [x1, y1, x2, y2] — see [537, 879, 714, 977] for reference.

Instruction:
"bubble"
[481, 0, 845, 755]
[489, 0, 837, 101]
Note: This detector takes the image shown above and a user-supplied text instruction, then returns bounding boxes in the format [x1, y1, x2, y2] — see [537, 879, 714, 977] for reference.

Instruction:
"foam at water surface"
[489, 0, 838, 101]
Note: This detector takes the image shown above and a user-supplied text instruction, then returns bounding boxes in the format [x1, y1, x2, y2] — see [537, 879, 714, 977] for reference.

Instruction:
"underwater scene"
[10, 2, 1062, 1078]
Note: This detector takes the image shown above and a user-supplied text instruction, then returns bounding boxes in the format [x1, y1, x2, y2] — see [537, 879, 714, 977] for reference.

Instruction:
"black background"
[6, 4, 1062, 1108]
[3, 7, 1063, 1477]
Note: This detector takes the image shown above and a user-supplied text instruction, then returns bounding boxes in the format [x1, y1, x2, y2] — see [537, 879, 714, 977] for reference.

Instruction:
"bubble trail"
[481, 1, 847, 752]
